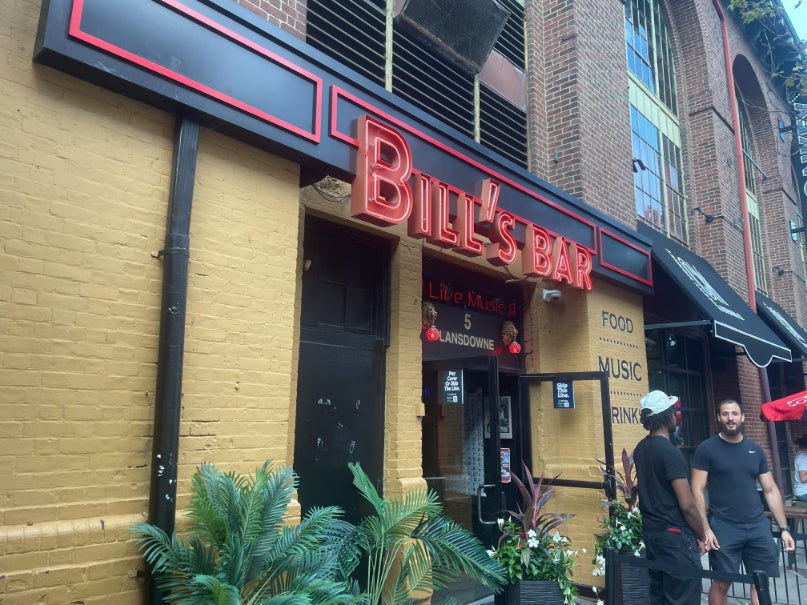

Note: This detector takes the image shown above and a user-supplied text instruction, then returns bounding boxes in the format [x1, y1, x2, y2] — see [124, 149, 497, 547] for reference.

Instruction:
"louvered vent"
[306, 0, 385, 86]
[306, 0, 528, 169]
[494, 0, 525, 69]
[480, 84, 528, 166]
[392, 30, 475, 137]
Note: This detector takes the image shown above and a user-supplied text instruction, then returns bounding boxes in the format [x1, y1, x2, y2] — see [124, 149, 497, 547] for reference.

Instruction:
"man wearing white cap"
[692, 398, 795, 605]
[634, 390, 706, 605]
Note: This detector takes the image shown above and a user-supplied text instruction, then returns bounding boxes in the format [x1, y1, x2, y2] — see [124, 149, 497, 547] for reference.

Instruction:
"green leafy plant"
[332, 462, 506, 605]
[131, 461, 358, 605]
[728, 0, 807, 102]
[592, 449, 644, 579]
[488, 462, 578, 605]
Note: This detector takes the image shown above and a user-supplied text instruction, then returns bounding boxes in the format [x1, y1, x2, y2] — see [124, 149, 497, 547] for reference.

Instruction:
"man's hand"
[781, 529, 796, 552]
[703, 528, 720, 552]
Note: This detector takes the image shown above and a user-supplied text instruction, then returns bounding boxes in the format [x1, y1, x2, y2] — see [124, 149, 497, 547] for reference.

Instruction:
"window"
[306, 0, 528, 167]
[737, 93, 768, 294]
[626, 0, 688, 243]
[645, 329, 710, 465]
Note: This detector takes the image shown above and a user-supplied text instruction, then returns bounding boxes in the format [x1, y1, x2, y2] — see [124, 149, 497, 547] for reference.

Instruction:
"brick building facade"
[2, 0, 806, 602]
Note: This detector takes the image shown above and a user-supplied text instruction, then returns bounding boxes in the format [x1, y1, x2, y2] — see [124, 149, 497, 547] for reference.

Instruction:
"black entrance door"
[294, 218, 389, 523]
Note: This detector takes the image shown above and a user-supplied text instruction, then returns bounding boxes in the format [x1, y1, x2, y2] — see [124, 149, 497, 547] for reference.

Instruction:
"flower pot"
[618, 553, 650, 605]
[497, 580, 565, 605]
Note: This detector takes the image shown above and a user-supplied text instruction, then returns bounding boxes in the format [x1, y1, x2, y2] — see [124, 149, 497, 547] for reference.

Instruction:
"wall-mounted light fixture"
[773, 265, 793, 276]
[691, 207, 742, 228]
[632, 158, 647, 173]
[779, 119, 796, 137]
[501, 321, 521, 354]
[421, 301, 440, 341]
[692, 206, 721, 223]
[541, 289, 562, 303]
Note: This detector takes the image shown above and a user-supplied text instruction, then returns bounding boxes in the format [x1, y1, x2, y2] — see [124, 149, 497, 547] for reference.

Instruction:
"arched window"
[737, 92, 768, 294]
[626, 0, 688, 243]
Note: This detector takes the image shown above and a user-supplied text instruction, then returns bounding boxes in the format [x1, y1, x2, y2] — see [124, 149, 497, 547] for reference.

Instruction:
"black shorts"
[708, 516, 779, 578]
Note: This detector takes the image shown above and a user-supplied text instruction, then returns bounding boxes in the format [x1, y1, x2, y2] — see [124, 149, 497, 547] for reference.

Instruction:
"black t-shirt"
[691, 435, 768, 524]
[634, 435, 690, 531]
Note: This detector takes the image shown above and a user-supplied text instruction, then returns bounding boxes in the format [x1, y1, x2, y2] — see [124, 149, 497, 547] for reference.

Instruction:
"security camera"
[541, 289, 562, 303]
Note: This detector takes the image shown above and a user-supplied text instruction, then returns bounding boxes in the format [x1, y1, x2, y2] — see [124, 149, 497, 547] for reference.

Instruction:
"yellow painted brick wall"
[1, 0, 169, 601]
[180, 128, 301, 487]
[524, 279, 647, 581]
[0, 1, 303, 602]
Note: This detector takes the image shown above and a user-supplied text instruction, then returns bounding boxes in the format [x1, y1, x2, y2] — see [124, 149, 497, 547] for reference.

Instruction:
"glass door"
[422, 356, 503, 603]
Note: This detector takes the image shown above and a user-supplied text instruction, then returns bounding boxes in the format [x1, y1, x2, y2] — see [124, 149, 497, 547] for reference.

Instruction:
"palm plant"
[131, 461, 358, 605]
[332, 462, 506, 605]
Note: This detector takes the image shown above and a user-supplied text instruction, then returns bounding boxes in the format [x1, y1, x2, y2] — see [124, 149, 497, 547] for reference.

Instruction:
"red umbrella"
[761, 390, 807, 422]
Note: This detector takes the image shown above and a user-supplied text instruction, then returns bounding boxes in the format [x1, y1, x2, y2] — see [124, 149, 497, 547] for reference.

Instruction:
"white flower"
[487, 549, 495, 557]
[497, 518, 504, 529]
[527, 537, 540, 548]
[527, 529, 537, 538]
[597, 600, 605, 605]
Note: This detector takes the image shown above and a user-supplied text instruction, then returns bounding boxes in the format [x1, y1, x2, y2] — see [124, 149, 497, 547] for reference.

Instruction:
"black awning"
[755, 290, 807, 360]
[639, 224, 791, 367]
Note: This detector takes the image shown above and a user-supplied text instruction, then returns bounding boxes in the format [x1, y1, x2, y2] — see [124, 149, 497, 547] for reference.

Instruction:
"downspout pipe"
[711, 0, 783, 493]
[147, 112, 200, 604]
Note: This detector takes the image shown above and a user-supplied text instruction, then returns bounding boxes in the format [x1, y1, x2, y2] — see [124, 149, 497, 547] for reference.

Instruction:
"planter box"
[619, 555, 650, 605]
[497, 580, 565, 605]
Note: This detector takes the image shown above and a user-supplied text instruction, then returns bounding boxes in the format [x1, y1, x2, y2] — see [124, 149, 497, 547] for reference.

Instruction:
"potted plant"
[489, 462, 578, 605]
[592, 448, 647, 605]
[333, 462, 506, 605]
[131, 461, 358, 605]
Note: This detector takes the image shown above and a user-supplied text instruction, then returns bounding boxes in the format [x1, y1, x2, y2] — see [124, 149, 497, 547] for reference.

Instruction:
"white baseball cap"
[640, 390, 679, 415]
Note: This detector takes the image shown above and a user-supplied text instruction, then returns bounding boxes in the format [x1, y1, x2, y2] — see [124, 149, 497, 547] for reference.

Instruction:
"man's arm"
[691, 468, 719, 550]
[671, 477, 706, 541]
[759, 471, 796, 552]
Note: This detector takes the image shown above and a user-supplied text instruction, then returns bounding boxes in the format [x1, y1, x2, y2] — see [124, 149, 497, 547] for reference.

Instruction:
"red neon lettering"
[430, 181, 459, 248]
[551, 237, 574, 284]
[351, 115, 412, 225]
[572, 243, 593, 291]
[479, 178, 500, 224]
[455, 193, 484, 256]
[486, 212, 517, 266]
[523, 224, 552, 277]
[409, 170, 432, 238]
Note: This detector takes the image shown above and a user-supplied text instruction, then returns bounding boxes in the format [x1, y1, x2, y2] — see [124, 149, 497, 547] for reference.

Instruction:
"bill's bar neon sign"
[351, 116, 593, 291]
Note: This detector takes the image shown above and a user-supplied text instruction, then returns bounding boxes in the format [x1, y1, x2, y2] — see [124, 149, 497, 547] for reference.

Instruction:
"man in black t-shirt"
[692, 398, 795, 605]
[634, 390, 707, 605]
